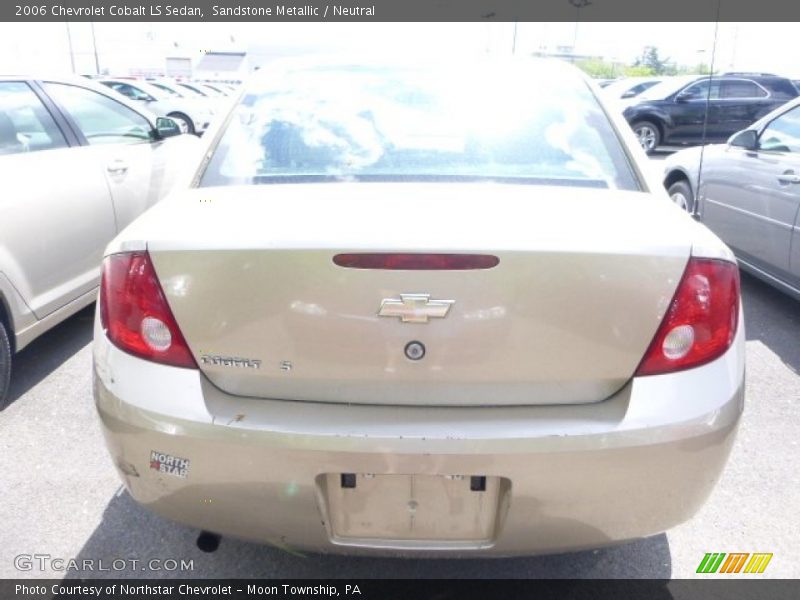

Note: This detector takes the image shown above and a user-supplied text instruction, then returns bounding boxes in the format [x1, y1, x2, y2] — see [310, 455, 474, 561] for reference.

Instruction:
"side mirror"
[675, 90, 694, 103]
[729, 129, 758, 151]
[155, 117, 182, 139]
[621, 90, 637, 99]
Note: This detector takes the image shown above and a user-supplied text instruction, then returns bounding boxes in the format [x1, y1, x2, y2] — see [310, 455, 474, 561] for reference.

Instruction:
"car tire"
[632, 120, 661, 154]
[167, 112, 195, 135]
[668, 180, 695, 214]
[0, 320, 11, 410]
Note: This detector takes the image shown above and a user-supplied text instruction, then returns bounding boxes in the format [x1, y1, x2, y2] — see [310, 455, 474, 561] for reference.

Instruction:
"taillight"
[99, 251, 197, 369]
[635, 257, 740, 376]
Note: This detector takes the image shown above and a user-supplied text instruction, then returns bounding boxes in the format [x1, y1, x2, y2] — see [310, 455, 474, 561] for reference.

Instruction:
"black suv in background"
[622, 73, 798, 153]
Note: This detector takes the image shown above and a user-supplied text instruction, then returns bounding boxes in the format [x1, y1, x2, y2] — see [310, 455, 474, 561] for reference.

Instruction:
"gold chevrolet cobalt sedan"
[93, 58, 745, 556]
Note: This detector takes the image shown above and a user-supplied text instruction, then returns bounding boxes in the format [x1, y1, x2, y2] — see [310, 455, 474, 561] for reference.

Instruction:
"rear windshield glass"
[199, 62, 640, 190]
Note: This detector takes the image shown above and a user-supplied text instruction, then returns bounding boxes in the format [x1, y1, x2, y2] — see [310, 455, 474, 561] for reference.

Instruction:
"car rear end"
[93, 58, 744, 555]
[183, 99, 214, 134]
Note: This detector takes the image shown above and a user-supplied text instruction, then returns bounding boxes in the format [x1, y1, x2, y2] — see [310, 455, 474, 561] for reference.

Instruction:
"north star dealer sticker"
[150, 450, 190, 478]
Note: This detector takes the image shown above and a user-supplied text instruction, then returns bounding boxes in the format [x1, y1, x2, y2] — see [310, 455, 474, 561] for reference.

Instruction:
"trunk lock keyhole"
[404, 341, 426, 361]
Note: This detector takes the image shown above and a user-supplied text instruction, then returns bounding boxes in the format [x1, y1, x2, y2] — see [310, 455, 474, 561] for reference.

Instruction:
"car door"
[791, 201, 800, 289]
[700, 105, 800, 282]
[718, 79, 770, 139]
[0, 80, 116, 319]
[42, 81, 198, 233]
[667, 79, 723, 144]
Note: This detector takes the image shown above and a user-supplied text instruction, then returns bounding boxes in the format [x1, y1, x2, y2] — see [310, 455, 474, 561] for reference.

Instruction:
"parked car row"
[97, 77, 240, 135]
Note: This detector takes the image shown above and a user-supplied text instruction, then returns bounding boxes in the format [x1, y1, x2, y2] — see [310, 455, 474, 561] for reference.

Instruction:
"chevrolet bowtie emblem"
[378, 294, 455, 323]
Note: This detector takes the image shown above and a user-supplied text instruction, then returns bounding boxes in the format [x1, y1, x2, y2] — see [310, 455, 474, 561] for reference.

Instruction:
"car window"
[43, 83, 154, 146]
[682, 80, 721, 100]
[628, 83, 648, 95]
[177, 84, 206, 98]
[105, 82, 152, 102]
[150, 82, 183, 97]
[202, 85, 226, 96]
[636, 77, 698, 101]
[759, 105, 800, 153]
[200, 62, 640, 191]
[178, 83, 206, 96]
[721, 80, 767, 99]
[0, 81, 68, 155]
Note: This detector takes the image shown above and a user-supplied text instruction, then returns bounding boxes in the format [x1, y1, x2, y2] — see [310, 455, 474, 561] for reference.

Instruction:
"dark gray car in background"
[626, 73, 798, 154]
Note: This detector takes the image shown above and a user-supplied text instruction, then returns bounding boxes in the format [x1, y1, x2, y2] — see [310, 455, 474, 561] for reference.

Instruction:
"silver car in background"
[0, 76, 200, 407]
[664, 97, 800, 300]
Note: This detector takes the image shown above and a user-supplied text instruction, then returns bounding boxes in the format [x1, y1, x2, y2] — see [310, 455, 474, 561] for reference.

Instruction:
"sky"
[0, 22, 796, 78]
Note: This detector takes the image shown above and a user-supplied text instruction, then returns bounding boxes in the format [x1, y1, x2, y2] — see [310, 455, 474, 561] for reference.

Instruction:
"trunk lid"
[140, 183, 693, 406]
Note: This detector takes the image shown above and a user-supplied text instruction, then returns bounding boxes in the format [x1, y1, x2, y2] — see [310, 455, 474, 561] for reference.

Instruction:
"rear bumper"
[93, 316, 745, 556]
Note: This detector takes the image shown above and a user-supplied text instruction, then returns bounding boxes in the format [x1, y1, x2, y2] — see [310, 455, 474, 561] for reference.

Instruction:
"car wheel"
[167, 112, 195, 135]
[668, 180, 694, 214]
[632, 121, 660, 154]
[0, 320, 11, 410]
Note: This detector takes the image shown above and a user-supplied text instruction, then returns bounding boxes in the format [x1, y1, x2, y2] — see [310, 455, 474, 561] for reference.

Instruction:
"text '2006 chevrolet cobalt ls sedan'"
[93, 58, 745, 556]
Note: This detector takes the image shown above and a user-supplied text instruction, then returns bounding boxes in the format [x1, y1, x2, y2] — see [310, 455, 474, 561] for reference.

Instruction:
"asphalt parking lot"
[1, 189, 798, 579]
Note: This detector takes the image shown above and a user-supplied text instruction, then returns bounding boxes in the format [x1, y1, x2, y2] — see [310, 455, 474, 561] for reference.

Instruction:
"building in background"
[193, 52, 247, 81]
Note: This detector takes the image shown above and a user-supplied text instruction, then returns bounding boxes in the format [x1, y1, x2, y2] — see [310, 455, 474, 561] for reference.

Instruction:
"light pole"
[90, 22, 100, 75]
[512, 22, 518, 54]
[65, 23, 76, 73]
[569, 0, 592, 59]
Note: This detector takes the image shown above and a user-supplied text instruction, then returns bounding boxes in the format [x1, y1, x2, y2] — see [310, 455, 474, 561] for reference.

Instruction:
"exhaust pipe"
[196, 531, 221, 553]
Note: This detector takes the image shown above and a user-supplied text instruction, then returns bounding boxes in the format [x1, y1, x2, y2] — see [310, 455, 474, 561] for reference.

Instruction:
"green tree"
[573, 52, 715, 82]
[634, 46, 671, 75]
[622, 65, 655, 77]
[574, 58, 619, 79]
[675, 63, 715, 75]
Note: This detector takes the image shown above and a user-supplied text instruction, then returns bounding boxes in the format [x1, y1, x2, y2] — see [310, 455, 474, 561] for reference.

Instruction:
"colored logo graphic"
[696, 553, 773, 574]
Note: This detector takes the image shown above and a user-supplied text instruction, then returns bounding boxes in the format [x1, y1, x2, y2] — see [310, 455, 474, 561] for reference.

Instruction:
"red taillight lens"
[635, 257, 740, 376]
[100, 251, 197, 369]
[333, 253, 499, 270]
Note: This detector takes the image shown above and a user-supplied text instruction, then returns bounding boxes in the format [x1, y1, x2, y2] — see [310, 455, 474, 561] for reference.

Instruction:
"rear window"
[200, 62, 640, 191]
[763, 78, 800, 99]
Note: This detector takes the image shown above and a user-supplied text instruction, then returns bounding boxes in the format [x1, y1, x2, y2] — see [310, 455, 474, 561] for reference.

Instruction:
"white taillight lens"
[140, 316, 173, 352]
[636, 258, 740, 376]
[661, 324, 695, 360]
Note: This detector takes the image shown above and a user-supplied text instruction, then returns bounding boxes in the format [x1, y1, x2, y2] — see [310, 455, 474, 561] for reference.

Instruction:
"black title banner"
[3, 579, 800, 600]
[5, 0, 800, 22]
